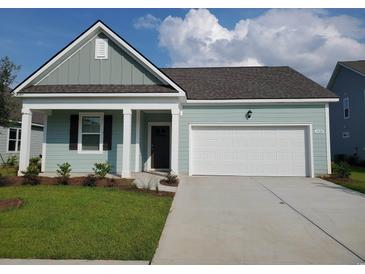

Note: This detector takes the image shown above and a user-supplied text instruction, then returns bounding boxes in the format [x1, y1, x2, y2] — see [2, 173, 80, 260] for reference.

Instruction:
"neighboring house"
[13, 20, 338, 177]
[328, 60, 365, 161]
[0, 88, 44, 164]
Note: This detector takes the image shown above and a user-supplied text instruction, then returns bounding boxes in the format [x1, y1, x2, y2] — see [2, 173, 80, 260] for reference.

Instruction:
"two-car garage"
[189, 125, 313, 177]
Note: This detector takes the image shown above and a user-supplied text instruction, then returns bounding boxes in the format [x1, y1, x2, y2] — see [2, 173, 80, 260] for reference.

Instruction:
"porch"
[18, 97, 181, 178]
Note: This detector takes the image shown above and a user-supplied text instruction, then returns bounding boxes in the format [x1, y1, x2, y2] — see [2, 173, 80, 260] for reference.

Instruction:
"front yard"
[0, 185, 172, 260]
[326, 165, 365, 194]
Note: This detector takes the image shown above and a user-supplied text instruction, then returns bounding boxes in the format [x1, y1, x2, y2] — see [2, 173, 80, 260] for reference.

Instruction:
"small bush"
[5, 155, 18, 168]
[83, 174, 97, 187]
[92, 162, 111, 178]
[332, 161, 351, 178]
[22, 164, 40, 185]
[56, 162, 72, 185]
[29, 157, 41, 173]
[160, 172, 179, 185]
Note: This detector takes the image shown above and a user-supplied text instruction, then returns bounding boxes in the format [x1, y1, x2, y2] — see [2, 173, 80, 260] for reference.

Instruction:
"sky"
[1, 8, 365, 87]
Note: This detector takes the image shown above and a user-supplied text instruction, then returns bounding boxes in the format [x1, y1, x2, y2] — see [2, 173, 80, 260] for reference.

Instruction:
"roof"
[339, 60, 365, 76]
[161, 66, 337, 100]
[2, 87, 44, 125]
[21, 84, 176, 94]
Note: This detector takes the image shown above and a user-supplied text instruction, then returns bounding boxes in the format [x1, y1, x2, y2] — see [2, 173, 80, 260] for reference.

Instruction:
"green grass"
[0, 185, 172, 260]
[330, 165, 365, 194]
[0, 166, 17, 176]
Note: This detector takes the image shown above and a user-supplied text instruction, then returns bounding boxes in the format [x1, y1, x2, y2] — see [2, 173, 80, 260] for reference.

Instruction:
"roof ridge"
[161, 66, 291, 70]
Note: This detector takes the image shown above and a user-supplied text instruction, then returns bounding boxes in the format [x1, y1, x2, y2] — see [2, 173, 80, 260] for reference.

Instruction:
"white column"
[171, 109, 180, 174]
[18, 108, 32, 175]
[134, 110, 141, 172]
[41, 111, 52, 173]
[122, 109, 132, 178]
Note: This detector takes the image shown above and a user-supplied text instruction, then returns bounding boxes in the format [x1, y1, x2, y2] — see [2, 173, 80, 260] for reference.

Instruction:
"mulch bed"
[0, 176, 174, 197]
[0, 198, 23, 211]
[320, 175, 352, 184]
[159, 180, 179, 187]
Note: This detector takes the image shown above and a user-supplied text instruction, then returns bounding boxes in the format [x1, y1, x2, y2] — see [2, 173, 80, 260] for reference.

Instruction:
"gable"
[14, 20, 185, 96]
[36, 33, 163, 86]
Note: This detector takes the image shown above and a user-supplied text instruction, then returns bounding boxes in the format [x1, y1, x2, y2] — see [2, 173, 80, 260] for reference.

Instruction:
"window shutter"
[69, 115, 79, 150]
[95, 38, 108, 59]
[103, 115, 113, 150]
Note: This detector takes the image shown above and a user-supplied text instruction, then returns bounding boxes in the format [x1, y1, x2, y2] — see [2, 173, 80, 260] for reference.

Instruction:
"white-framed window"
[78, 113, 104, 154]
[95, 38, 108, 59]
[343, 97, 350, 119]
[7, 128, 21, 152]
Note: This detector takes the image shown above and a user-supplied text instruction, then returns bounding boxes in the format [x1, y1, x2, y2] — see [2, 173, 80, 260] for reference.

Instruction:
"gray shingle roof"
[162, 66, 337, 100]
[21, 84, 176, 94]
[19, 66, 337, 100]
[340, 60, 365, 76]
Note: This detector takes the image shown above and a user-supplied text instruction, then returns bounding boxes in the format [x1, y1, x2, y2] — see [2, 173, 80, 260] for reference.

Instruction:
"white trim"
[17, 93, 183, 98]
[186, 98, 339, 104]
[171, 112, 180, 174]
[325, 103, 332, 174]
[122, 110, 132, 178]
[343, 97, 350, 119]
[147, 122, 171, 171]
[41, 115, 48, 173]
[134, 110, 141, 172]
[77, 112, 104, 154]
[13, 21, 186, 97]
[6, 127, 22, 153]
[188, 123, 315, 178]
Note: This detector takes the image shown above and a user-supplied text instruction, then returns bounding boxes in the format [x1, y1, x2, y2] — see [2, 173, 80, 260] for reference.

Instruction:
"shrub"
[29, 157, 41, 173]
[56, 162, 72, 185]
[332, 161, 351, 178]
[22, 164, 40, 185]
[5, 155, 18, 168]
[160, 172, 179, 185]
[92, 162, 111, 178]
[83, 174, 97, 187]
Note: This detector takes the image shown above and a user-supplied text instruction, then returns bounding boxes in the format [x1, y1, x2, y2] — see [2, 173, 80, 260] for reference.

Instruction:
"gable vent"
[95, 38, 108, 59]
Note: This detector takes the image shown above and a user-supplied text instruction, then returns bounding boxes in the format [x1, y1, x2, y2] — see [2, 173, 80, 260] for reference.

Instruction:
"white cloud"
[134, 14, 161, 30]
[157, 9, 365, 85]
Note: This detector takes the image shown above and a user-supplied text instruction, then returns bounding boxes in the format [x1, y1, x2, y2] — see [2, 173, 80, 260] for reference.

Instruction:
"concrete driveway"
[152, 176, 365, 264]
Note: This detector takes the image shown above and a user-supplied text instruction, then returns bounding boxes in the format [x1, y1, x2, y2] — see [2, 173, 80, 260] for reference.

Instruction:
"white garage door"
[190, 126, 310, 177]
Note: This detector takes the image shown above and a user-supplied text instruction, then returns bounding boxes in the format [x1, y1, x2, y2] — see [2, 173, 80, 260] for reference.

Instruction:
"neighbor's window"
[343, 97, 350, 119]
[79, 114, 103, 152]
[8, 128, 21, 152]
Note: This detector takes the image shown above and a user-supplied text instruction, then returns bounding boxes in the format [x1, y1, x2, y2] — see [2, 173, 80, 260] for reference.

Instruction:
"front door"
[151, 126, 170, 169]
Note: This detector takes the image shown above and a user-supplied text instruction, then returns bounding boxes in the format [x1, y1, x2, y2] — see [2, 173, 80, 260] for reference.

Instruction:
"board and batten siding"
[37, 33, 162, 86]
[179, 104, 329, 176]
[0, 125, 43, 162]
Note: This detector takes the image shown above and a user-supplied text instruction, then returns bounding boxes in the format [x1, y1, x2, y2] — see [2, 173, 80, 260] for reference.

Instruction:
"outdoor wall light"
[246, 110, 253, 120]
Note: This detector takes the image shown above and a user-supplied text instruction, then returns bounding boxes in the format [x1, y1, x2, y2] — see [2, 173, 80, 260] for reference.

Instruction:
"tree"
[0, 56, 21, 127]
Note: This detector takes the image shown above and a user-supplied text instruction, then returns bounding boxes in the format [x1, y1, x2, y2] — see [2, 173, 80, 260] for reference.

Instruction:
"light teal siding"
[45, 110, 124, 173]
[38, 33, 163, 86]
[179, 104, 328, 175]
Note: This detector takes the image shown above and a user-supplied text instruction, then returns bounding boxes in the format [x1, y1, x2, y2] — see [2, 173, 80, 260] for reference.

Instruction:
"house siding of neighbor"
[328, 61, 365, 161]
[14, 20, 338, 178]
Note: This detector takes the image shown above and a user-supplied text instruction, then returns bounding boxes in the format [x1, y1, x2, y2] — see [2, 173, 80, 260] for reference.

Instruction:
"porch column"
[122, 109, 132, 178]
[171, 109, 180, 174]
[18, 108, 32, 175]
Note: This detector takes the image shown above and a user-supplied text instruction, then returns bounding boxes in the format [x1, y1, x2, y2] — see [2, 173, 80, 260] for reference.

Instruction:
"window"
[8, 128, 21, 152]
[343, 97, 350, 119]
[78, 113, 104, 153]
[95, 38, 108, 59]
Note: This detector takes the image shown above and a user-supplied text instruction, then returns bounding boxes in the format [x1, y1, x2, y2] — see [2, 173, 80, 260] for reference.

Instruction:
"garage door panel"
[191, 126, 309, 177]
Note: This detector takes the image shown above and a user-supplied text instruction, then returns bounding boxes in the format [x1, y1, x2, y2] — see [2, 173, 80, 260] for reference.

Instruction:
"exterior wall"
[45, 110, 125, 173]
[179, 104, 329, 176]
[329, 66, 365, 160]
[38, 33, 162, 86]
[0, 124, 43, 163]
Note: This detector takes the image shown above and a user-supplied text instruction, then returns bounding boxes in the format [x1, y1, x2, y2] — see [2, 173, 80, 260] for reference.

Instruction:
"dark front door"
[151, 126, 170, 169]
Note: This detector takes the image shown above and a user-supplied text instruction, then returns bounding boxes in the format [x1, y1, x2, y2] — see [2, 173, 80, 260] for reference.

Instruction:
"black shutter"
[69, 115, 79, 150]
[103, 115, 113, 150]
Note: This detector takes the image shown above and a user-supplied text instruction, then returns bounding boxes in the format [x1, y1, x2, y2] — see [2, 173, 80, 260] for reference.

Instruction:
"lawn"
[0, 185, 172, 260]
[328, 165, 365, 194]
